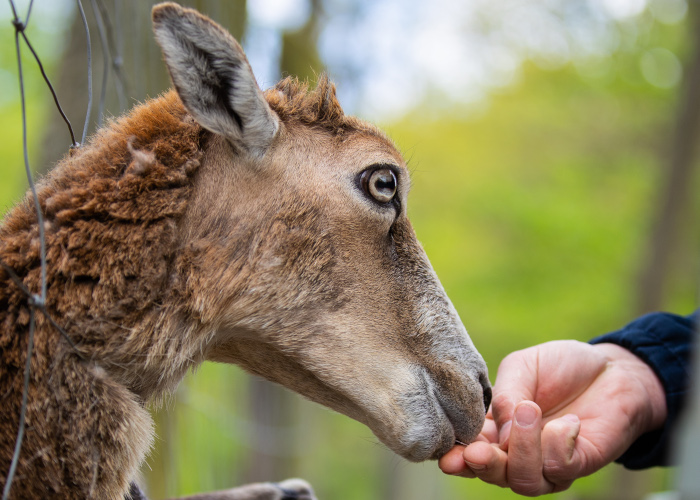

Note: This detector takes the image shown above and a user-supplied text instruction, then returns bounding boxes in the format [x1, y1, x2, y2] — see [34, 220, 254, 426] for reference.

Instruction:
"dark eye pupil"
[374, 174, 395, 192]
[366, 168, 397, 203]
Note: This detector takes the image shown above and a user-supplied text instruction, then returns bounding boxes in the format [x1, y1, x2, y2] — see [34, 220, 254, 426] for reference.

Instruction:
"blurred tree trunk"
[279, 0, 323, 81]
[610, 6, 700, 500]
[242, 378, 298, 484]
[37, 0, 246, 174]
[636, 3, 700, 314]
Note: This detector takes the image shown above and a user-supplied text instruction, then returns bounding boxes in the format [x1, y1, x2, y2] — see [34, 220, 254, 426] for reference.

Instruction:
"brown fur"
[0, 91, 203, 499]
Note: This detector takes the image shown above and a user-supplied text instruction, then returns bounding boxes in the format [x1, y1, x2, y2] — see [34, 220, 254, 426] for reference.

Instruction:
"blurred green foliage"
[0, 103, 27, 210]
[398, 61, 677, 366]
[1, 3, 698, 500]
[392, 64, 686, 499]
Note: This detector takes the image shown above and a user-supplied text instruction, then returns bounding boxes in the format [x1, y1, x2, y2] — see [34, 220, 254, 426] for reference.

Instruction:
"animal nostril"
[479, 373, 492, 414]
[483, 386, 492, 414]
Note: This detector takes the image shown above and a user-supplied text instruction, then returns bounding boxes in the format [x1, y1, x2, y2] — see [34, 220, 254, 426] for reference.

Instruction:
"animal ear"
[152, 2, 279, 158]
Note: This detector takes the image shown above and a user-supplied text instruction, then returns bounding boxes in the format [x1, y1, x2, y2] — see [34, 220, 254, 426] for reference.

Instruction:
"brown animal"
[0, 3, 490, 499]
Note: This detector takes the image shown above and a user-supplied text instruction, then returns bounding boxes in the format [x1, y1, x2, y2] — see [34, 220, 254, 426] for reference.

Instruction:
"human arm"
[439, 340, 668, 495]
[439, 311, 696, 495]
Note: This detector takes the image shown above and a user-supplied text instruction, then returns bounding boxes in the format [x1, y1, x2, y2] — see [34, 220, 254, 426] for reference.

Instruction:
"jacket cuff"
[589, 311, 696, 469]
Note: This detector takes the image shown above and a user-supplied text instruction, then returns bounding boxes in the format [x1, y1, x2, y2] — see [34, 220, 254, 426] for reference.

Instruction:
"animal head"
[153, 2, 490, 461]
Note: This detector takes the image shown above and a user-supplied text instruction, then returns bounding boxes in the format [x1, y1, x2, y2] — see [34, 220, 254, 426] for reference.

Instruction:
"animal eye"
[361, 168, 397, 204]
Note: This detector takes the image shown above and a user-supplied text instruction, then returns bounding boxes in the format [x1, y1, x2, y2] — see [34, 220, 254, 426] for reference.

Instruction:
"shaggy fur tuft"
[0, 90, 203, 499]
[266, 75, 387, 139]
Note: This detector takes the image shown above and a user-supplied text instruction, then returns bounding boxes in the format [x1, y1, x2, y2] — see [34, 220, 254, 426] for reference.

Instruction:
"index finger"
[479, 412, 499, 444]
[438, 445, 475, 477]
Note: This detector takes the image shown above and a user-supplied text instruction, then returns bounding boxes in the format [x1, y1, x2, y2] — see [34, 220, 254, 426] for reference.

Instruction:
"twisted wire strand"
[1, 312, 35, 500]
[91, 0, 109, 127]
[18, 30, 78, 147]
[95, 0, 127, 110]
[0, 259, 84, 357]
[76, 0, 93, 144]
[2, 8, 45, 497]
[23, 0, 34, 26]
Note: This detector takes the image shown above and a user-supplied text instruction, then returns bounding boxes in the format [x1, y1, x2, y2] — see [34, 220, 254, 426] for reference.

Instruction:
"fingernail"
[562, 413, 580, 424]
[515, 403, 538, 428]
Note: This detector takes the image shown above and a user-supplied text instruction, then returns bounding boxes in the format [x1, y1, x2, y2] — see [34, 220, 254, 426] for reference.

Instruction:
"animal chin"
[392, 411, 458, 462]
[384, 391, 460, 462]
[386, 369, 485, 462]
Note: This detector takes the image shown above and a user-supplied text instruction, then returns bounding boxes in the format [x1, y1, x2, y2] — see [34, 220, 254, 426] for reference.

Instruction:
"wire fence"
[1, 0, 89, 498]
[2, 0, 161, 496]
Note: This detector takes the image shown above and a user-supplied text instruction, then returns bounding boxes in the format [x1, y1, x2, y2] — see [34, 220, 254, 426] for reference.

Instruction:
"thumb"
[542, 414, 582, 485]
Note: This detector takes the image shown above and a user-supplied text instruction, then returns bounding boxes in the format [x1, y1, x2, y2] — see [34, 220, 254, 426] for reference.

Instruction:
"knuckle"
[543, 459, 581, 483]
[465, 461, 489, 474]
[509, 470, 549, 497]
[490, 392, 514, 424]
[453, 470, 477, 479]
[500, 351, 520, 364]
[552, 480, 575, 494]
[468, 462, 506, 487]
[477, 474, 508, 488]
[491, 391, 511, 408]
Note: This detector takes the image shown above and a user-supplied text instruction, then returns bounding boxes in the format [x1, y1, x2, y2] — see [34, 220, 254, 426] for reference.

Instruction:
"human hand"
[438, 340, 667, 496]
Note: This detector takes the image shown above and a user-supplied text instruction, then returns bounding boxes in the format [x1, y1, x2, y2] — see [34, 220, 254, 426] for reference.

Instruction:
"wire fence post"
[76, 0, 92, 144]
[673, 279, 700, 499]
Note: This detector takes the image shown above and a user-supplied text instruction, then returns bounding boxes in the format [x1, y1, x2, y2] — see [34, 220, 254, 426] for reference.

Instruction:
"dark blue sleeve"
[589, 311, 697, 470]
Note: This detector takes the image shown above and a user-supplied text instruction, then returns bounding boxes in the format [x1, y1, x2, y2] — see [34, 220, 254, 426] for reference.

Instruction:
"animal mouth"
[413, 370, 468, 460]
[432, 397, 465, 459]
[423, 369, 489, 458]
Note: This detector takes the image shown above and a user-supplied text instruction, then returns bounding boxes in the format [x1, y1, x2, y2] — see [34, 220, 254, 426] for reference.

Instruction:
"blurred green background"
[1, 0, 698, 499]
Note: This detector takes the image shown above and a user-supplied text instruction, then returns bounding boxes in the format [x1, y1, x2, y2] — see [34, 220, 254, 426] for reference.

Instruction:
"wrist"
[593, 343, 668, 436]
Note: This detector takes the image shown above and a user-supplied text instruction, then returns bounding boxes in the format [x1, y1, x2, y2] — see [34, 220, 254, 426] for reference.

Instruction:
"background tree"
[637, 1, 700, 314]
